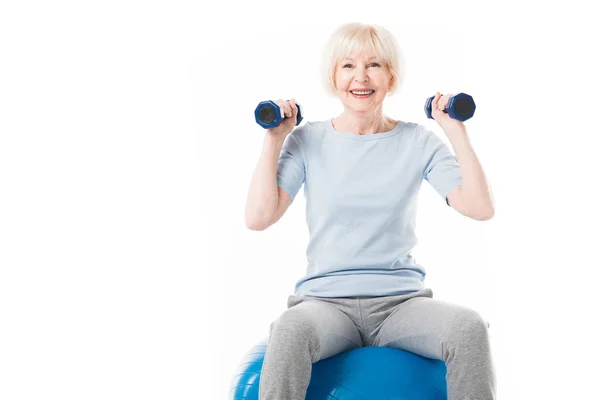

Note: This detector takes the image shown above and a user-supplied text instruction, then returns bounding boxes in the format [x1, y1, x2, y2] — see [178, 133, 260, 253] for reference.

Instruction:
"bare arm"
[244, 134, 292, 230]
[444, 127, 495, 221]
[431, 93, 495, 221]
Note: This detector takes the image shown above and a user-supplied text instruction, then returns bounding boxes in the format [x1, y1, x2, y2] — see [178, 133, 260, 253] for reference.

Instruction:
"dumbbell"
[424, 92, 476, 122]
[254, 100, 303, 129]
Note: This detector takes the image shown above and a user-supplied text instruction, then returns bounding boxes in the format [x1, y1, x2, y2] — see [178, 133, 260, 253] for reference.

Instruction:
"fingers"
[290, 98, 298, 119]
[434, 92, 453, 111]
[432, 92, 441, 112]
[274, 99, 290, 118]
[275, 98, 296, 119]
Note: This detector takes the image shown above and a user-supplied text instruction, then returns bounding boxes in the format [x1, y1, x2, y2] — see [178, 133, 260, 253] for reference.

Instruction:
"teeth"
[351, 90, 373, 95]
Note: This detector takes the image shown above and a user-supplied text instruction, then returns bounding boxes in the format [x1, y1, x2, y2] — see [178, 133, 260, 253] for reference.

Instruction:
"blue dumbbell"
[255, 100, 303, 129]
[424, 92, 476, 122]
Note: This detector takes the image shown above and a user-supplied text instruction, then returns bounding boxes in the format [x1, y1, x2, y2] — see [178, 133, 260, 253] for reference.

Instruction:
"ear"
[332, 71, 338, 92]
[388, 76, 396, 92]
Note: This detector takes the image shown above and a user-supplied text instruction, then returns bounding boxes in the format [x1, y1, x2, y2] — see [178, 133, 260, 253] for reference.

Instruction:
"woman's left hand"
[431, 92, 465, 133]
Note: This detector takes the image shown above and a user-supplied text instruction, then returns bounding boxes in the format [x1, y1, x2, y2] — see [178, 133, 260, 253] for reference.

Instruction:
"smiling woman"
[319, 22, 406, 135]
[242, 21, 497, 400]
[321, 22, 405, 98]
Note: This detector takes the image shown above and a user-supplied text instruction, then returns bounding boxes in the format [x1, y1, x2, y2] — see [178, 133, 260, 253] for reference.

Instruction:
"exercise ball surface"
[229, 339, 447, 399]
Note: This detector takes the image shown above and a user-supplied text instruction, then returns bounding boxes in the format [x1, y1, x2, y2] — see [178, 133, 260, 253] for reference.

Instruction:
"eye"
[368, 63, 381, 68]
[342, 64, 353, 68]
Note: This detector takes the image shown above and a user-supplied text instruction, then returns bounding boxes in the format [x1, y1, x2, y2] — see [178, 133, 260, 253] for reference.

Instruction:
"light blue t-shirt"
[277, 119, 462, 297]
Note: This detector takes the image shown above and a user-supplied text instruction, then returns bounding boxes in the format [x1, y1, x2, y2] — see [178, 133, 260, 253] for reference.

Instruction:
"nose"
[354, 66, 369, 83]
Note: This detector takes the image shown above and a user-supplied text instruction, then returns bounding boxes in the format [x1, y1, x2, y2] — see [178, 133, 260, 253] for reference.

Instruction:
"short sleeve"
[421, 127, 462, 206]
[277, 126, 307, 203]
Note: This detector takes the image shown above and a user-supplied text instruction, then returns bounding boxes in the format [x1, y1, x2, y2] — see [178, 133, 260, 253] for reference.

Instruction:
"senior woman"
[245, 22, 496, 400]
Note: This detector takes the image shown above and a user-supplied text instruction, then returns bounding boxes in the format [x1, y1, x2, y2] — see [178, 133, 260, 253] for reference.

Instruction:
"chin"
[347, 102, 377, 112]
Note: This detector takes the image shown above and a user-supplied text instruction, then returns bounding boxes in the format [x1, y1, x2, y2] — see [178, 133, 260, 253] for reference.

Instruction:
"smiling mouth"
[349, 90, 375, 100]
[350, 90, 374, 95]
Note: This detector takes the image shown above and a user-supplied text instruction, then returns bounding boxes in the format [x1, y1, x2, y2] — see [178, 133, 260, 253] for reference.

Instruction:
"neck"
[333, 107, 395, 135]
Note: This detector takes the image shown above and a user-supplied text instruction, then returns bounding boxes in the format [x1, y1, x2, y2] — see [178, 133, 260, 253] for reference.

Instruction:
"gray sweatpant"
[258, 288, 496, 400]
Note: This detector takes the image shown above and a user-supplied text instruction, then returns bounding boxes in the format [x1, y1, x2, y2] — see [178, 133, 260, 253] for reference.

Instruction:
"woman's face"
[334, 53, 393, 113]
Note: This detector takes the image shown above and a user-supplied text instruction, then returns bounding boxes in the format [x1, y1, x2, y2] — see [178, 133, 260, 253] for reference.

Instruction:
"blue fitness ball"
[228, 339, 447, 399]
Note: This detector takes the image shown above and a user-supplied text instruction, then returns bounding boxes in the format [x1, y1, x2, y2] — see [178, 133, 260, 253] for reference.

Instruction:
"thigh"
[273, 295, 363, 361]
[373, 296, 488, 360]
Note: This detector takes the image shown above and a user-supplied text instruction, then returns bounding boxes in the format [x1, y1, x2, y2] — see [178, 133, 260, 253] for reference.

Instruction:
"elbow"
[244, 213, 271, 231]
[246, 220, 268, 231]
[245, 215, 264, 231]
[472, 206, 495, 221]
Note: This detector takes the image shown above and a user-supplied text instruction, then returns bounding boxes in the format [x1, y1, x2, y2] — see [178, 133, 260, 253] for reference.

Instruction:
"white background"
[1, 1, 599, 399]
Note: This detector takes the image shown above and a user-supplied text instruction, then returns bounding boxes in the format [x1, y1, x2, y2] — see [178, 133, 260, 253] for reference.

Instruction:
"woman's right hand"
[266, 98, 299, 140]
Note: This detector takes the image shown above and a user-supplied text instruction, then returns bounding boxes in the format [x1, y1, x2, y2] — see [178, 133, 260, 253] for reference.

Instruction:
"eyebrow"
[343, 57, 379, 61]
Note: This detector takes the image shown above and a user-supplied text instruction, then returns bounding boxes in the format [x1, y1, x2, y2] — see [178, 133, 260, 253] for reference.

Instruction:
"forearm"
[445, 126, 495, 217]
[245, 134, 284, 227]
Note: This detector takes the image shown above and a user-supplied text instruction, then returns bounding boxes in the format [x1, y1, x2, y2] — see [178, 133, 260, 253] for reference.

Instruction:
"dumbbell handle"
[424, 92, 476, 122]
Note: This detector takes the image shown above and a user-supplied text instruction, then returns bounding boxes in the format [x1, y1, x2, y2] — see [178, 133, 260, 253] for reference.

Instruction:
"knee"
[270, 308, 319, 342]
[445, 308, 490, 349]
[268, 308, 321, 360]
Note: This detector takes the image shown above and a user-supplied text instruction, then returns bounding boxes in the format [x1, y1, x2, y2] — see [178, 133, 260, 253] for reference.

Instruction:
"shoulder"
[405, 122, 444, 147]
[400, 121, 427, 136]
[289, 120, 317, 137]
[300, 119, 327, 133]
[287, 119, 327, 144]
[390, 121, 445, 159]
[389, 119, 426, 143]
